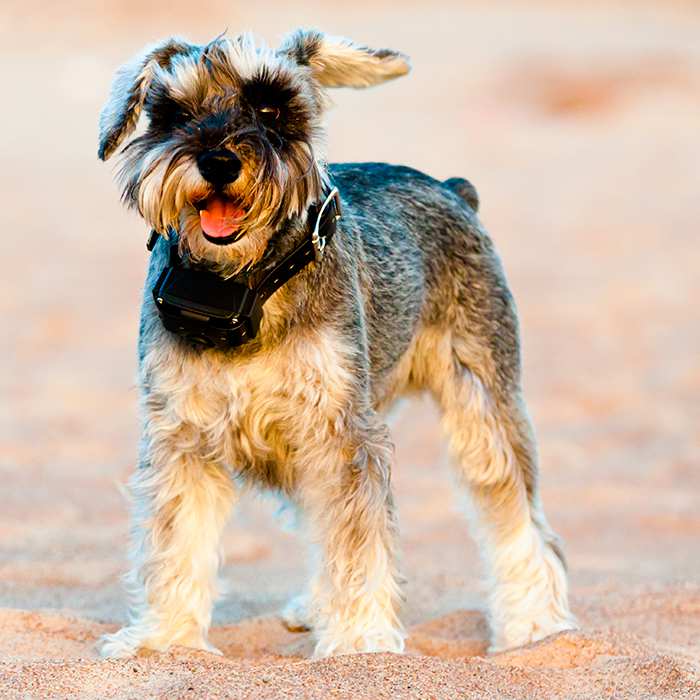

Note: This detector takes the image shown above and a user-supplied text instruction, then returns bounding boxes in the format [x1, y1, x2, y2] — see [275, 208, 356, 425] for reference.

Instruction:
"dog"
[97, 29, 576, 659]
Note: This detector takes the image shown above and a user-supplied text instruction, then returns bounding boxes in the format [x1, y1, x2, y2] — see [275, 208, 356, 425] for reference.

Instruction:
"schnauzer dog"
[97, 29, 576, 659]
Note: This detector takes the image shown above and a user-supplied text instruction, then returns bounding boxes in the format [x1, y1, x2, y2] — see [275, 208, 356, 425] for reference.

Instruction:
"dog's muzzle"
[150, 187, 342, 350]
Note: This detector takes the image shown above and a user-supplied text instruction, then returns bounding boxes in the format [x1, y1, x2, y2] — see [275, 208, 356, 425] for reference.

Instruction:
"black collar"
[149, 187, 342, 349]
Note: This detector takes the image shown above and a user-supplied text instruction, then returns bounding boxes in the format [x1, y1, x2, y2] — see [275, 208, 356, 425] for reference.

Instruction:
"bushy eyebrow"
[240, 69, 298, 108]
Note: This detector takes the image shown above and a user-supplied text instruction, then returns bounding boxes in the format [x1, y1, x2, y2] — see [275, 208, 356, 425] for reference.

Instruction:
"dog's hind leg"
[416, 328, 577, 652]
[98, 431, 235, 658]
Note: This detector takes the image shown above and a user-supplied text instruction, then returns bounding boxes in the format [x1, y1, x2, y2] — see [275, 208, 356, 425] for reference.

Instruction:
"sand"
[1, 0, 699, 697]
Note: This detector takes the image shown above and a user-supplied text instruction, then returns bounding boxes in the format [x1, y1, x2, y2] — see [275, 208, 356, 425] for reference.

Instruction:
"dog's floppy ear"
[278, 29, 410, 88]
[98, 38, 194, 161]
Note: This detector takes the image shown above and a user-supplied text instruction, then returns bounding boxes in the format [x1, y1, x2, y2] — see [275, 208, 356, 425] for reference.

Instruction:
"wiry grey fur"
[98, 28, 576, 660]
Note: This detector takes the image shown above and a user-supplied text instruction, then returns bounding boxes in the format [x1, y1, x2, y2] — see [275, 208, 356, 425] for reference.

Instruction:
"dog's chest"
[144, 328, 352, 473]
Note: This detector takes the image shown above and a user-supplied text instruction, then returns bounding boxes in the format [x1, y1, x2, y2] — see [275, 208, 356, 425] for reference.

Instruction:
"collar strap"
[255, 186, 341, 302]
[149, 187, 342, 349]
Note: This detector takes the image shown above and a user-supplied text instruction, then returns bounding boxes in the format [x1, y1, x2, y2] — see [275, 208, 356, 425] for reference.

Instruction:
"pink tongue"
[199, 197, 245, 238]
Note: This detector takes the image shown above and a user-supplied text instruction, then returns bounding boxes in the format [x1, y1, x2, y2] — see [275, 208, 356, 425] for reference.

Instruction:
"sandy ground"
[1, 1, 700, 698]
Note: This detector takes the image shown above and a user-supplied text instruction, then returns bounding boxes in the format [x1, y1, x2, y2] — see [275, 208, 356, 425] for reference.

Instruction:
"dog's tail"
[443, 177, 479, 212]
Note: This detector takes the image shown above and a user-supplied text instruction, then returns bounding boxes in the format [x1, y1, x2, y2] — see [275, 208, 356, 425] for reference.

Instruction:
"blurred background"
[1, 0, 699, 693]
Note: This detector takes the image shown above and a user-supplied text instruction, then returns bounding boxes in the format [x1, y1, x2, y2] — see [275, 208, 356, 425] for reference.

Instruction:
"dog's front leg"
[297, 419, 404, 658]
[99, 426, 235, 658]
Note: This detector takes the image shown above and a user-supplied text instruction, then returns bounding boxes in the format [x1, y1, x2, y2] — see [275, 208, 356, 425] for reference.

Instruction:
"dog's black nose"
[197, 150, 241, 186]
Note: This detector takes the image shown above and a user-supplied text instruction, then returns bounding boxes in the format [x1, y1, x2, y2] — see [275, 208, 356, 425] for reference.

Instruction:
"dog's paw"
[489, 612, 579, 653]
[281, 594, 313, 633]
[98, 625, 222, 658]
[98, 626, 146, 659]
[175, 629, 224, 656]
[312, 627, 405, 658]
[488, 537, 578, 653]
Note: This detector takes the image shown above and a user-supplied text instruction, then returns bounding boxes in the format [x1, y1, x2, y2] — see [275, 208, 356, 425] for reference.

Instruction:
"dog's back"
[329, 162, 518, 410]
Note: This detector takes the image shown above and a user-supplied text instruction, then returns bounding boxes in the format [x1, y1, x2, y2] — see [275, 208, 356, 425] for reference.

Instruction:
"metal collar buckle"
[311, 186, 342, 261]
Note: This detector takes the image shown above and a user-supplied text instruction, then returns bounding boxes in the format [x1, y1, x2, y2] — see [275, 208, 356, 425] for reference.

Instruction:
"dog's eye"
[257, 106, 280, 126]
[146, 92, 191, 134]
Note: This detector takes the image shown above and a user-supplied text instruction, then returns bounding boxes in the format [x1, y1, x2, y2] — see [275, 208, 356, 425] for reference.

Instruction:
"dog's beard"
[121, 139, 326, 273]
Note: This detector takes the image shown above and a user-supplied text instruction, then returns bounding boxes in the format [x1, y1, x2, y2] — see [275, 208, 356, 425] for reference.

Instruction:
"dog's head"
[99, 30, 410, 269]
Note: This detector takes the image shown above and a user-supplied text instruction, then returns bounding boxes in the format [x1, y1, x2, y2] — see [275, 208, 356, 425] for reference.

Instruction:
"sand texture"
[1, 0, 699, 697]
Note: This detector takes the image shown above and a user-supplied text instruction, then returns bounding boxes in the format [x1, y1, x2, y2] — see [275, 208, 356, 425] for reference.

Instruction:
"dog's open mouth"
[196, 195, 246, 246]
